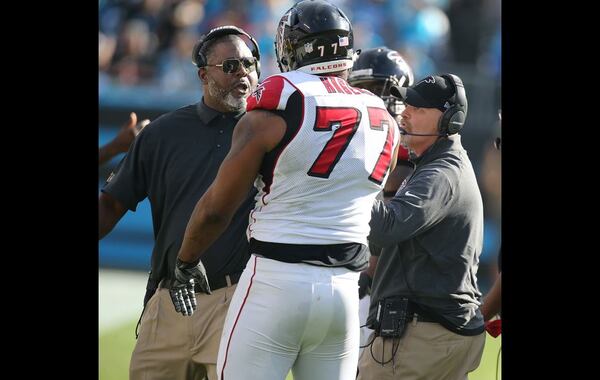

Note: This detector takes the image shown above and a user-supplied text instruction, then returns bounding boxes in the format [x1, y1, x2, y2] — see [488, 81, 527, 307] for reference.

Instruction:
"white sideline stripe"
[99, 269, 149, 333]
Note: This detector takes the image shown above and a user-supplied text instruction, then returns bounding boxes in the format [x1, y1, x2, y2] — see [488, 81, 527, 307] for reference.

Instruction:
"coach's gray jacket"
[367, 134, 485, 335]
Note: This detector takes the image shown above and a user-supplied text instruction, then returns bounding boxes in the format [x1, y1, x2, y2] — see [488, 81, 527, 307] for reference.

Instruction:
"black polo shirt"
[102, 99, 257, 285]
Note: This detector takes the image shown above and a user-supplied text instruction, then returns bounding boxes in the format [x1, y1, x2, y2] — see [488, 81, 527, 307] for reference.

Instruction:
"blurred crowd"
[99, 0, 501, 92]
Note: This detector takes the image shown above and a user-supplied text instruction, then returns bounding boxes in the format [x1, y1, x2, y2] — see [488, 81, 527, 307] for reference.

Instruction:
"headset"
[438, 73, 467, 135]
[192, 25, 261, 78]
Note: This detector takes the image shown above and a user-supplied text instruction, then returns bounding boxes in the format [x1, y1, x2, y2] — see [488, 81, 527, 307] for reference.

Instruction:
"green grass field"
[100, 318, 501, 380]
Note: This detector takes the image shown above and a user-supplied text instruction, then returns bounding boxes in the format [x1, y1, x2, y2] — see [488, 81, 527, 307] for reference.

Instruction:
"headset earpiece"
[192, 38, 207, 68]
[438, 74, 468, 135]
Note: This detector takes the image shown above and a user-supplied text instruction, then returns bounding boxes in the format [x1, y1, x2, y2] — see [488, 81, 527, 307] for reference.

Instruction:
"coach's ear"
[198, 68, 209, 85]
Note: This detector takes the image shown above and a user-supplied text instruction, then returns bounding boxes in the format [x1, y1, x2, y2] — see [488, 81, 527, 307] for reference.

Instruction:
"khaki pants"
[130, 284, 237, 380]
[357, 319, 485, 380]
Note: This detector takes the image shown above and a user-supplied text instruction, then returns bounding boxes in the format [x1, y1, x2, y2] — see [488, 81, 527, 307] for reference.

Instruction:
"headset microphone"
[398, 126, 447, 137]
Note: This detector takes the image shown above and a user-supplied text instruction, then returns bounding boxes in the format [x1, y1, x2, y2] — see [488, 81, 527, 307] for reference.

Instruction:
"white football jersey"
[245, 71, 399, 245]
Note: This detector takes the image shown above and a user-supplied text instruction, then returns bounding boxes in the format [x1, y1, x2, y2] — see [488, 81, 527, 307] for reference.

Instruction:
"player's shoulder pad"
[247, 74, 297, 112]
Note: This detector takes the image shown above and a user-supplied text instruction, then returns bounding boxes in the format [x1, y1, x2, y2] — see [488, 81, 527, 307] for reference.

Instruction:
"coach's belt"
[405, 312, 437, 324]
[209, 272, 242, 291]
[405, 301, 438, 324]
[159, 271, 242, 292]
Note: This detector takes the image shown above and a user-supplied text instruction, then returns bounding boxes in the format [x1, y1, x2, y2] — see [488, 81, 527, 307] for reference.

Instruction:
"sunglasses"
[205, 57, 257, 74]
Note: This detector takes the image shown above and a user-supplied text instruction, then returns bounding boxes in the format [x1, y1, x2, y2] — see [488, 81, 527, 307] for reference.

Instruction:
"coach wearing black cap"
[358, 74, 486, 380]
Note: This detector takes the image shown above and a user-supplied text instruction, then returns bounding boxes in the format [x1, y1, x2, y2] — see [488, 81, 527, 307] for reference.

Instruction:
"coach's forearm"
[364, 255, 379, 278]
[481, 273, 501, 321]
[368, 199, 413, 247]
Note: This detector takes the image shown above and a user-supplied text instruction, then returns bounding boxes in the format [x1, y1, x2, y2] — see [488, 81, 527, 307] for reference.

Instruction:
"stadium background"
[99, 0, 502, 378]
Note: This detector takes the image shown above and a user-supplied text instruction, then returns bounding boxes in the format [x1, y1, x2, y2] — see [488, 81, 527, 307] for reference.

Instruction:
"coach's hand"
[170, 258, 212, 316]
[358, 271, 372, 299]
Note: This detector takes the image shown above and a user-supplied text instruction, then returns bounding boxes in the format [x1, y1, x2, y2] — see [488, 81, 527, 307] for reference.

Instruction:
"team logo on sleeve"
[252, 83, 266, 102]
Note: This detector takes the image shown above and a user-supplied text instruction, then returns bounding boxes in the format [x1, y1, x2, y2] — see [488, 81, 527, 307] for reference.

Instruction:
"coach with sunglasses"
[99, 25, 260, 380]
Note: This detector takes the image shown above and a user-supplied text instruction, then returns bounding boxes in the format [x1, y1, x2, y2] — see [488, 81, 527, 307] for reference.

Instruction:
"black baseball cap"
[390, 75, 454, 112]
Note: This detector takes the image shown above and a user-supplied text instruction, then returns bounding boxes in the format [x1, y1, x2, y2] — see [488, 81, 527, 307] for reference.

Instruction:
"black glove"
[358, 271, 372, 299]
[170, 258, 212, 316]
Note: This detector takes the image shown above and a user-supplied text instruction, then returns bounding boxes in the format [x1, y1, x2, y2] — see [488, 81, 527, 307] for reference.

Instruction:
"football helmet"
[275, 0, 354, 74]
[348, 47, 414, 117]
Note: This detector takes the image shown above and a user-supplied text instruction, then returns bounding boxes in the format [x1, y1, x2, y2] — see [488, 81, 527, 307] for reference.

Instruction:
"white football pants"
[217, 254, 360, 380]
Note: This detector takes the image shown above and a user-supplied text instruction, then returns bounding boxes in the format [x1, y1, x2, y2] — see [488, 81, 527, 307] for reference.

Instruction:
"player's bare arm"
[178, 110, 286, 264]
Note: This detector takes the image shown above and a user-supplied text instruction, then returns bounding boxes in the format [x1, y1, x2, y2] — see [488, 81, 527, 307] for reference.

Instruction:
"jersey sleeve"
[247, 75, 297, 112]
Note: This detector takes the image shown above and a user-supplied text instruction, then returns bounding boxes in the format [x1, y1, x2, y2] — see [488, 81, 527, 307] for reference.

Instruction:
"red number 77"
[307, 106, 396, 185]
